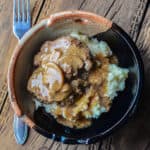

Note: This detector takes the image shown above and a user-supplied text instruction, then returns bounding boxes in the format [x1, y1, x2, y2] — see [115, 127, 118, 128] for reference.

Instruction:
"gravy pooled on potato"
[27, 33, 128, 128]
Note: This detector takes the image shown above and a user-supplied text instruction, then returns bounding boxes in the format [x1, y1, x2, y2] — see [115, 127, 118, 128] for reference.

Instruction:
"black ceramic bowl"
[8, 11, 144, 144]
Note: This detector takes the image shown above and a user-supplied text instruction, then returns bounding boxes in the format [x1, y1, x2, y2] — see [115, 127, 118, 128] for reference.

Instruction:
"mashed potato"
[70, 32, 112, 57]
[105, 64, 129, 99]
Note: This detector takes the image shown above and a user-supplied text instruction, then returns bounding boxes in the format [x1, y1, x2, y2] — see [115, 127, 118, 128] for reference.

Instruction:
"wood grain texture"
[110, 4, 150, 150]
[0, 0, 17, 111]
[37, 0, 85, 21]
[79, 0, 149, 40]
[0, 0, 149, 150]
[0, 0, 44, 111]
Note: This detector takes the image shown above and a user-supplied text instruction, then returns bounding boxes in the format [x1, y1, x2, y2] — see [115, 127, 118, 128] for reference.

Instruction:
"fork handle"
[13, 114, 29, 145]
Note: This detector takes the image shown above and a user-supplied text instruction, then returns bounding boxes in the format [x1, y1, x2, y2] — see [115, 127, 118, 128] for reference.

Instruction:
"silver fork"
[13, 0, 31, 144]
[13, 0, 31, 39]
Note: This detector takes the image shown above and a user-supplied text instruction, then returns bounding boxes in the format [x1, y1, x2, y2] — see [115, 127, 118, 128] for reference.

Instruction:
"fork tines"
[13, 0, 30, 22]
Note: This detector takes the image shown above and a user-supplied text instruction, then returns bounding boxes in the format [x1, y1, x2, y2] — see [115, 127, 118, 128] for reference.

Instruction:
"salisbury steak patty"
[34, 36, 92, 78]
[27, 36, 93, 103]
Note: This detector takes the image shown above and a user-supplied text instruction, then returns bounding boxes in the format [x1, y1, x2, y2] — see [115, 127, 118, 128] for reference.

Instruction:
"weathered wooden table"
[0, 0, 150, 149]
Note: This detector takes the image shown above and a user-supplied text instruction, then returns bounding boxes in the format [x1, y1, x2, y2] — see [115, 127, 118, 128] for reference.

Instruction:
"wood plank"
[37, 0, 86, 21]
[0, 0, 47, 148]
[79, 0, 149, 40]
[0, 0, 17, 110]
[31, 0, 45, 25]
[0, 0, 149, 150]
[0, 0, 45, 111]
[110, 4, 150, 150]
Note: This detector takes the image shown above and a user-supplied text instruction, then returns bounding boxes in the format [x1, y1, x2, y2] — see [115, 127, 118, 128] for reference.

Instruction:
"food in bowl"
[27, 32, 129, 129]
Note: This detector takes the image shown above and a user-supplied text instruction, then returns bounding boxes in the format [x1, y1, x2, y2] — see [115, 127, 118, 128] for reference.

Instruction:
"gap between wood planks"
[134, 0, 150, 42]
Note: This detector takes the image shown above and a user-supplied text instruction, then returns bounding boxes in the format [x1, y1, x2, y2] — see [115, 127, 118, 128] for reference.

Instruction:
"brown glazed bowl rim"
[7, 10, 144, 144]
